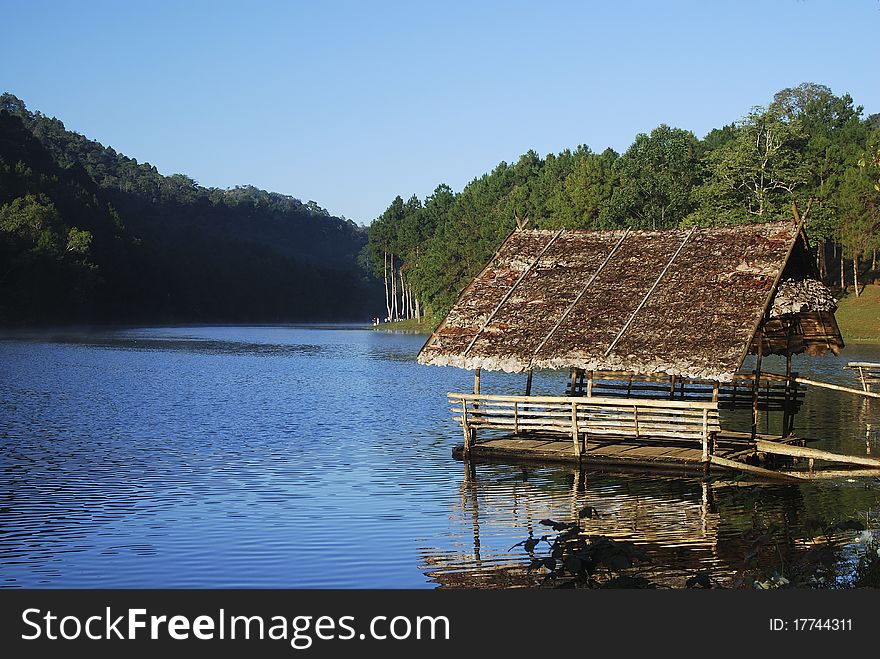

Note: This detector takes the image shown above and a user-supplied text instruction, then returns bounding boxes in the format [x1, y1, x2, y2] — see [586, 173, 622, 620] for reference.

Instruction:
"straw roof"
[418, 223, 832, 382]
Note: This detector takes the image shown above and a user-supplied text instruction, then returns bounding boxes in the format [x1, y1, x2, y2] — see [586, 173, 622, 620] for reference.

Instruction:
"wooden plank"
[754, 440, 880, 467]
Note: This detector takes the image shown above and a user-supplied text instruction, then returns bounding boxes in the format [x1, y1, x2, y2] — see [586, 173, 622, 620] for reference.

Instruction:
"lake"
[1, 326, 878, 588]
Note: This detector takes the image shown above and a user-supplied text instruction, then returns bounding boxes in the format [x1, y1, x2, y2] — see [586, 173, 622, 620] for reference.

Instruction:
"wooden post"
[461, 398, 472, 456]
[702, 408, 710, 477]
[782, 354, 793, 437]
[587, 371, 593, 397]
[513, 401, 519, 435]
[669, 375, 677, 399]
[751, 334, 763, 442]
[570, 368, 577, 396]
[571, 401, 581, 460]
[470, 369, 480, 447]
[523, 369, 533, 435]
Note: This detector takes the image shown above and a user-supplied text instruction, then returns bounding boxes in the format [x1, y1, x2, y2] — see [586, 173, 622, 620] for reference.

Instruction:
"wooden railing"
[448, 392, 721, 461]
[564, 370, 804, 413]
[845, 362, 880, 393]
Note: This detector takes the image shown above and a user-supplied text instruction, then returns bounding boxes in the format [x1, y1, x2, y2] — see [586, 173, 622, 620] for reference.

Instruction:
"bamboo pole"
[778, 468, 880, 480]
[782, 354, 793, 436]
[754, 440, 880, 467]
[463, 229, 564, 357]
[471, 368, 480, 446]
[709, 455, 805, 482]
[794, 377, 880, 400]
[751, 336, 763, 442]
[571, 401, 581, 459]
[460, 398, 472, 456]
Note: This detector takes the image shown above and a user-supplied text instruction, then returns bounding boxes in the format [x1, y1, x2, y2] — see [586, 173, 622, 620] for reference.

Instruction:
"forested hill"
[0, 94, 380, 325]
[368, 83, 880, 324]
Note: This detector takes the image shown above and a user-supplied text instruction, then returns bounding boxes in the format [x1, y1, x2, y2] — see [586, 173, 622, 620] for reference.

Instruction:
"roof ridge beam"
[603, 227, 697, 357]
[462, 229, 564, 357]
[528, 228, 631, 368]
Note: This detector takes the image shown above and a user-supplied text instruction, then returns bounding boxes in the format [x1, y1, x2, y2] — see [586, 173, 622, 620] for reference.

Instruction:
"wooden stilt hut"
[417, 222, 869, 478]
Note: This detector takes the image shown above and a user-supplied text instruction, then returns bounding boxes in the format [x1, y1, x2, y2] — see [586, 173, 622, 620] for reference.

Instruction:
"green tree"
[688, 109, 808, 225]
[546, 147, 618, 229]
[606, 125, 702, 229]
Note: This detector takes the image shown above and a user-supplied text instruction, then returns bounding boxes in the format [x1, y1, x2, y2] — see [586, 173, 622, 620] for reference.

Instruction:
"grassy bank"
[836, 283, 880, 343]
[373, 317, 434, 333]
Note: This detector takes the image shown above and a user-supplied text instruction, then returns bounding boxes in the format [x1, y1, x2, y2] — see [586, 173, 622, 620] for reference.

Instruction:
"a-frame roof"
[418, 222, 823, 381]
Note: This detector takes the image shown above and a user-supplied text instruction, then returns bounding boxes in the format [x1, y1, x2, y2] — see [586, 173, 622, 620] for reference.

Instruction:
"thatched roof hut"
[418, 223, 842, 383]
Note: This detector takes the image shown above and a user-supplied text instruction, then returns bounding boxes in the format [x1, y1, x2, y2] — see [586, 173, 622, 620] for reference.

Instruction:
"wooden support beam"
[702, 409, 710, 477]
[794, 376, 880, 400]
[754, 439, 880, 468]
[709, 455, 805, 481]
[571, 401, 581, 459]
[525, 369, 533, 396]
[460, 398, 472, 456]
[474, 368, 481, 394]
[777, 468, 880, 480]
[782, 354, 793, 436]
[751, 337, 763, 442]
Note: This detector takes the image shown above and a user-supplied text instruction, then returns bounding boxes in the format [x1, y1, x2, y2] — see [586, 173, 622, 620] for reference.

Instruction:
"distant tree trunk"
[872, 248, 877, 272]
[403, 274, 410, 319]
[817, 240, 827, 282]
[854, 256, 860, 297]
[383, 251, 391, 321]
[399, 268, 407, 320]
[415, 296, 421, 320]
[390, 255, 398, 321]
[400, 269, 407, 320]
[840, 247, 846, 291]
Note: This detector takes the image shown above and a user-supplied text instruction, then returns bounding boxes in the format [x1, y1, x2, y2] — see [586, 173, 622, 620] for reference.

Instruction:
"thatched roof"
[418, 223, 839, 382]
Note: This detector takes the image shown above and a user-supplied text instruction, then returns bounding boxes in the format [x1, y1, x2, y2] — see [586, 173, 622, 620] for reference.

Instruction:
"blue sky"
[3, 0, 879, 224]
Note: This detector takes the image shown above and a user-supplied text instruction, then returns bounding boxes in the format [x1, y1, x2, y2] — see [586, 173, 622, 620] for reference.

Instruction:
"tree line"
[0, 94, 381, 325]
[368, 83, 880, 323]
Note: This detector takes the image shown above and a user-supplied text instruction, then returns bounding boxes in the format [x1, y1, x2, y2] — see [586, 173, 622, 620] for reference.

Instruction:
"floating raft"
[451, 432, 880, 481]
[448, 392, 880, 481]
[452, 430, 782, 474]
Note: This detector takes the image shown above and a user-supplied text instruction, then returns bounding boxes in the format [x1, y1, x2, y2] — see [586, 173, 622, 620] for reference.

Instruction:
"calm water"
[1, 326, 878, 588]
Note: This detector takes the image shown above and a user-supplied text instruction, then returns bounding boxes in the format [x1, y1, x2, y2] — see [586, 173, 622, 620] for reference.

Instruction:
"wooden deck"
[452, 430, 792, 475]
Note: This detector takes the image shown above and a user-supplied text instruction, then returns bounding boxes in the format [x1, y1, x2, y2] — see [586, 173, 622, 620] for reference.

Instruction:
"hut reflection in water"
[420, 461, 866, 589]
